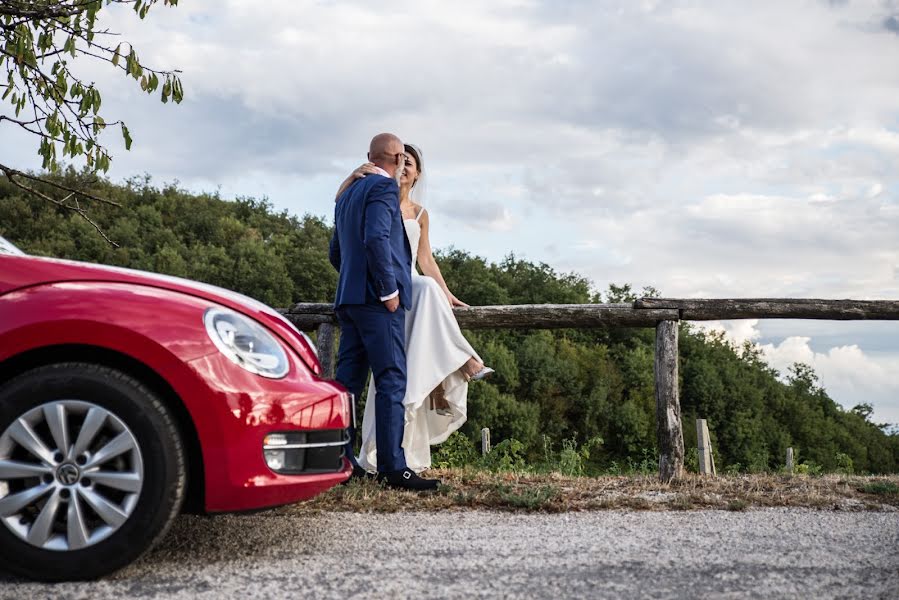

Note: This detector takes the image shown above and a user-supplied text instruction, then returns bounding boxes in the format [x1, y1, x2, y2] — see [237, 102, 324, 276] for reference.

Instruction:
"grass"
[856, 480, 899, 497]
[726, 499, 750, 512]
[493, 483, 560, 510]
[281, 470, 899, 515]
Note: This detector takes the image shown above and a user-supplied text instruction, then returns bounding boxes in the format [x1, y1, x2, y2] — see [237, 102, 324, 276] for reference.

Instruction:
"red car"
[0, 235, 352, 581]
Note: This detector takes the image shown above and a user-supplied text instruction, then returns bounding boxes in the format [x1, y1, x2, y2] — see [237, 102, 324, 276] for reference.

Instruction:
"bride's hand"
[351, 162, 378, 180]
[448, 293, 469, 308]
[336, 163, 379, 201]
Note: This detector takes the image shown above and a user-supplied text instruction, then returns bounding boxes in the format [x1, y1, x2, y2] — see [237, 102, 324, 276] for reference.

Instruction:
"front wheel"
[0, 363, 186, 581]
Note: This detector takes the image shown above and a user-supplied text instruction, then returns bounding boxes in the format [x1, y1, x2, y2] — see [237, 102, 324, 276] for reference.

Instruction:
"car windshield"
[0, 235, 25, 256]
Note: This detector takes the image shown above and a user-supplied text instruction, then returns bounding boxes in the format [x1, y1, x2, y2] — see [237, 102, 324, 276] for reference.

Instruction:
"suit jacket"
[329, 174, 412, 310]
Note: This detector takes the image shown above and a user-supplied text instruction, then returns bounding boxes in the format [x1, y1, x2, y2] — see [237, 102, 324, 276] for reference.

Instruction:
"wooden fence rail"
[635, 298, 899, 321]
[280, 298, 899, 483]
[284, 302, 679, 329]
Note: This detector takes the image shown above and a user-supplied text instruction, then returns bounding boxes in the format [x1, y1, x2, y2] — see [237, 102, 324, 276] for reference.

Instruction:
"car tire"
[0, 363, 186, 581]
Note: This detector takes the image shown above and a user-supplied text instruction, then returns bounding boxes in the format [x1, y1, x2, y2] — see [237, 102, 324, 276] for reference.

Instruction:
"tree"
[3, 174, 898, 473]
[1, 0, 183, 243]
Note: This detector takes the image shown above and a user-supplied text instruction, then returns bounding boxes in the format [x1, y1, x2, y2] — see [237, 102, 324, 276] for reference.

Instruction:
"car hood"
[0, 254, 321, 372]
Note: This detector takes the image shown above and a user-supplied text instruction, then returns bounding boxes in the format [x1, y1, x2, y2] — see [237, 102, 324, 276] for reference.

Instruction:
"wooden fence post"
[696, 419, 716, 476]
[655, 320, 684, 482]
[786, 447, 794, 475]
[481, 428, 491, 455]
[316, 322, 336, 379]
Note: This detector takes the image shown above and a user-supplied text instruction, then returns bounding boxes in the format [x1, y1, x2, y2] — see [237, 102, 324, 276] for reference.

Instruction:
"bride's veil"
[405, 143, 427, 206]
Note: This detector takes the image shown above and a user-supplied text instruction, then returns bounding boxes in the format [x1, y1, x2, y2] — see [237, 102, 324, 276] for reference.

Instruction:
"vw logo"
[56, 463, 81, 486]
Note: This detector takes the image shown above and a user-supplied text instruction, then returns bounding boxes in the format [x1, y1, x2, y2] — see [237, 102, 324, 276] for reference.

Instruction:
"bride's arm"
[335, 163, 379, 200]
[416, 209, 469, 307]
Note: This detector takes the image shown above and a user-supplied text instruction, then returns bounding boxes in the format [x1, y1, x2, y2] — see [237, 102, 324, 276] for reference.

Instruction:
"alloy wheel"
[0, 400, 144, 551]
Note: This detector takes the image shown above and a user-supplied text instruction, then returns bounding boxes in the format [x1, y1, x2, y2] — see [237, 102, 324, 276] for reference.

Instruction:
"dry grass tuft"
[280, 471, 899, 515]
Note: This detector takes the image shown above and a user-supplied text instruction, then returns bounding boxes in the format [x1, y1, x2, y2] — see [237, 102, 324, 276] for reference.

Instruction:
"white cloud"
[439, 198, 518, 233]
[3, 1, 899, 414]
[692, 319, 762, 348]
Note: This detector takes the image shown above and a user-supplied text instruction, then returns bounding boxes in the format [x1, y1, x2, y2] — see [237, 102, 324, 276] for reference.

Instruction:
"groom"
[329, 133, 439, 491]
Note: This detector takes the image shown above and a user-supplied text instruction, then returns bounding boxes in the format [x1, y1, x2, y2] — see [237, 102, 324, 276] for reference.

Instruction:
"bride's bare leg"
[430, 381, 451, 414]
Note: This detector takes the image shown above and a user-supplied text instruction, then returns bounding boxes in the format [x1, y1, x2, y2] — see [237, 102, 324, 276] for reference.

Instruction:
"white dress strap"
[415, 206, 425, 221]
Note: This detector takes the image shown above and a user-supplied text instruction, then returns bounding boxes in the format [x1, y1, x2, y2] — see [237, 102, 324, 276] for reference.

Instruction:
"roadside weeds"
[281, 471, 899, 514]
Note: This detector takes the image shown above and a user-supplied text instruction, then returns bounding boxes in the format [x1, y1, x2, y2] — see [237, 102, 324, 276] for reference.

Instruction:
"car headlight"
[203, 307, 289, 379]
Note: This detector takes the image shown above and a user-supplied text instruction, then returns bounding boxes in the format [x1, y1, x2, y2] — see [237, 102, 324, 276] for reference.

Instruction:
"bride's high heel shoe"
[461, 357, 494, 382]
[466, 366, 494, 381]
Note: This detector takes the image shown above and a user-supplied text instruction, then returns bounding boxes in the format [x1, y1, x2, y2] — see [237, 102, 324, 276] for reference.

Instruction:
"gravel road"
[2, 508, 898, 599]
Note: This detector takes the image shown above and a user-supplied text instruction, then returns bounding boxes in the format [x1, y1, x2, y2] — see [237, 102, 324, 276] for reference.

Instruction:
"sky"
[2, 0, 898, 424]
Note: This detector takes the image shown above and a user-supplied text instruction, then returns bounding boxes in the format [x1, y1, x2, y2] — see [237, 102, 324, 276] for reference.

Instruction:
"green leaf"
[172, 78, 183, 103]
[122, 123, 132, 150]
[55, 70, 66, 94]
[112, 43, 122, 67]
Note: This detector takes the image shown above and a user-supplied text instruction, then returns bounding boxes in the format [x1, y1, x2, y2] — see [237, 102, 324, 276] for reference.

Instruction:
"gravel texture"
[2, 508, 898, 599]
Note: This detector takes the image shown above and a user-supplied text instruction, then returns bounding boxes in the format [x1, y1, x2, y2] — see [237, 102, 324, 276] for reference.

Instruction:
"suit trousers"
[335, 303, 408, 473]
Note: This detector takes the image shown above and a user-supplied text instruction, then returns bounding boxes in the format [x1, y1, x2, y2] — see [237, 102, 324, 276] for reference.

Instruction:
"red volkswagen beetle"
[0, 235, 351, 581]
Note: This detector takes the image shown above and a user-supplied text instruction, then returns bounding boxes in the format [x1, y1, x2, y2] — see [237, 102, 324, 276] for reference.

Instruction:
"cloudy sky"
[2, 0, 899, 424]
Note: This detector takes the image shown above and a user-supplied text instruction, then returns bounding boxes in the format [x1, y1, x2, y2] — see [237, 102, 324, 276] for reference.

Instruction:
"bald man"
[329, 133, 439, 491]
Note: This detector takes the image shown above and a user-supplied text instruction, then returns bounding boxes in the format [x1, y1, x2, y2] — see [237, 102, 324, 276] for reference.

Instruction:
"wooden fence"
[281, 298, 899, 482]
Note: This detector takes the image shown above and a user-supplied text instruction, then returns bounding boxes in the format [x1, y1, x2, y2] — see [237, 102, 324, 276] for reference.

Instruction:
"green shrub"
[627, 448, 657, 475]
[431, 432, 479, 469]
[558, 438, 585, 477]
[479, 438, 527, 472]
[834, 452, 854, 475]
[541, 434, 604, 477]
[796, 462, 823, 476]
[723, 463, 743, 475]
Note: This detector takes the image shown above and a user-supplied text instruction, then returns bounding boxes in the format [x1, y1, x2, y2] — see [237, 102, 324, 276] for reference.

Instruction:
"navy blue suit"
[329, 174, 412, 473]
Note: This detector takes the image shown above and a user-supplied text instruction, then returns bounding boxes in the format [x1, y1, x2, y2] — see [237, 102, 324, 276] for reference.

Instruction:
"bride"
[335, 144, 492, 474]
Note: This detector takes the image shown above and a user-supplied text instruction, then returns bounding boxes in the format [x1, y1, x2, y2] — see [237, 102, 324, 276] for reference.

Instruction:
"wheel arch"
[0, 344, 206, 514]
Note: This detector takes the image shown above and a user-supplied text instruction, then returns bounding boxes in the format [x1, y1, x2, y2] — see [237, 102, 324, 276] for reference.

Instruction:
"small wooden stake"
[696, 419, 716, 476]
[481, 428, 491, 455]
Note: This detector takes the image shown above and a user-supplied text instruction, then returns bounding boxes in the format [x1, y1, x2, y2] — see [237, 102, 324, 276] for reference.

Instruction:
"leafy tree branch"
[0, 0, 183, 239]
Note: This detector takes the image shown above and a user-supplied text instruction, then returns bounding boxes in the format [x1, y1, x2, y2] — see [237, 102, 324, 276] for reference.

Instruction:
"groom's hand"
[383, 296, 400, 312]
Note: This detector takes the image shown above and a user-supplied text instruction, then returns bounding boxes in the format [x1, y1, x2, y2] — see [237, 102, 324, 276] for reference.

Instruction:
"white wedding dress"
[357, 209, 480, 473]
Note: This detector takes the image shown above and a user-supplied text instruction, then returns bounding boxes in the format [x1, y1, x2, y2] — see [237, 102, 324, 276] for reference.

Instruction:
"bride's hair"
[404, 143, 426, 205]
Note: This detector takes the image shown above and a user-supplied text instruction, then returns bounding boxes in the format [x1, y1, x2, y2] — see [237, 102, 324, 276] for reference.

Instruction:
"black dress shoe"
[342, 465, 376, 485]
[377, 468, 440, 491]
